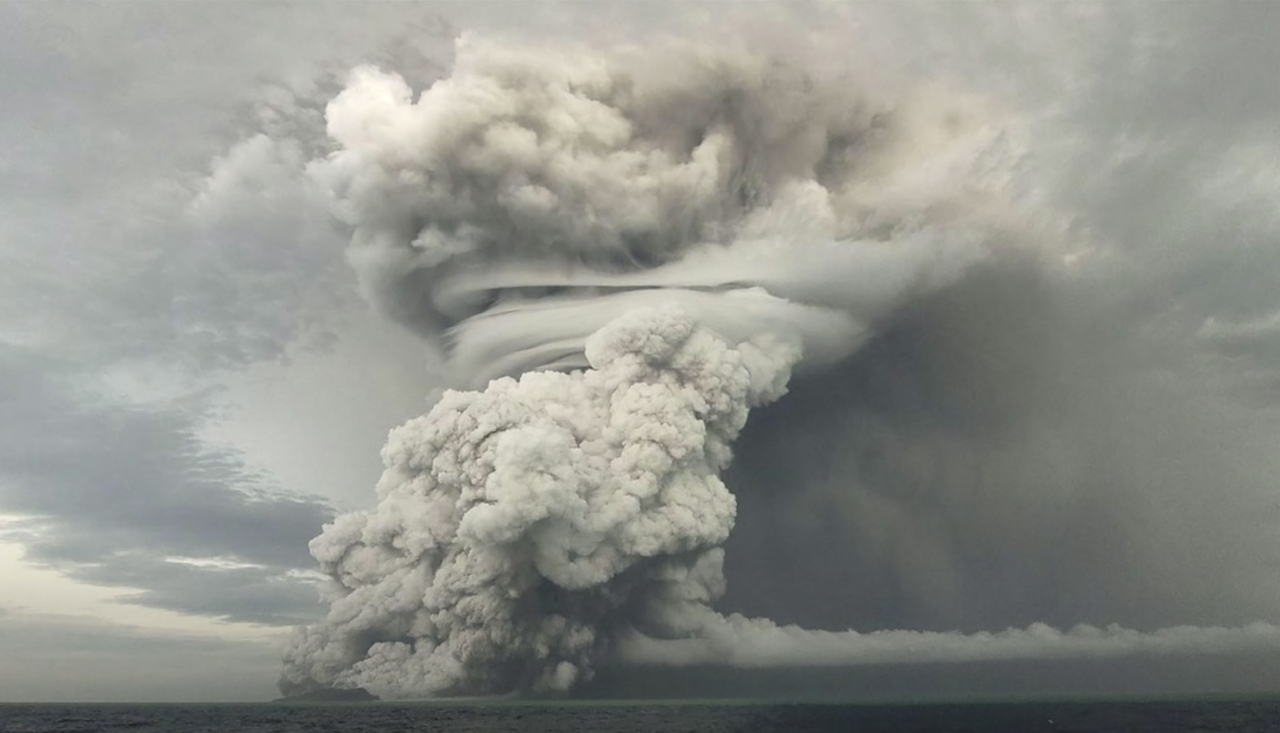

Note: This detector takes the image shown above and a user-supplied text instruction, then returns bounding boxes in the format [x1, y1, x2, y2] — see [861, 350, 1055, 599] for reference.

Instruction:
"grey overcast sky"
[2, 2, 1280, 702]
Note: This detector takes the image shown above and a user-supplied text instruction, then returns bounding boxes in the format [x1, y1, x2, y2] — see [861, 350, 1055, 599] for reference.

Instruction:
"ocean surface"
[2, 699, 1280, 733]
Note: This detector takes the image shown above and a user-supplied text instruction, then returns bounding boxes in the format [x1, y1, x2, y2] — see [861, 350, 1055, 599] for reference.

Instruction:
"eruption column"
[279, 33, 1280, 698]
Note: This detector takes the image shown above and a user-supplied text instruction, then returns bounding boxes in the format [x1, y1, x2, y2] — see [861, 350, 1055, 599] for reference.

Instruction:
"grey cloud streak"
[0, 610, 285, 702]
[0, 344, 331, 625]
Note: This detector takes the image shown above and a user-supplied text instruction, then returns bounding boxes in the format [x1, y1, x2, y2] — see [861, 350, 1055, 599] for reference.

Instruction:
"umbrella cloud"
[280, 34, 1280, 698]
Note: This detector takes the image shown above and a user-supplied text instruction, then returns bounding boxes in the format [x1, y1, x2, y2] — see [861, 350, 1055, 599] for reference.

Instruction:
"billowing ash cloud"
[281, 306, 797, 695]
[281, 34, 1280, 697]
[309, 34, 1008, 383]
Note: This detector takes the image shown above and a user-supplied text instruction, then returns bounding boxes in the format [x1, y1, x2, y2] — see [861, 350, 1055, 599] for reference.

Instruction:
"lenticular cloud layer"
[280, 34, 1280, 699]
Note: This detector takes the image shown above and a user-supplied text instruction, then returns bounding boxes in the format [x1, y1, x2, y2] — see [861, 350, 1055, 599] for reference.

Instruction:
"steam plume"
[280, 35, 1280, 698]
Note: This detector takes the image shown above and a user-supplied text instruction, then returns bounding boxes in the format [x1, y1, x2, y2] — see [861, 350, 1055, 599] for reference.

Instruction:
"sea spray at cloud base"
[619, 614, 1280, 669]
[279, 31, 1280, 698]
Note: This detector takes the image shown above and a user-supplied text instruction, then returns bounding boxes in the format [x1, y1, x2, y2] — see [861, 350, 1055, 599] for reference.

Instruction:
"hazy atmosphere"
[3, 2, 1280, 702]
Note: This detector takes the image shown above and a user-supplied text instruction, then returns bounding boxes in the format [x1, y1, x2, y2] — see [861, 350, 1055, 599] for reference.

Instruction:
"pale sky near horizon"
[4, 1, 1280, 702]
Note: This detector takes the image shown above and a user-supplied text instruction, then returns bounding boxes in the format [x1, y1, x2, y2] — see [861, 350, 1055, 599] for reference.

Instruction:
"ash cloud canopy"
[313, 36, 1010, 383]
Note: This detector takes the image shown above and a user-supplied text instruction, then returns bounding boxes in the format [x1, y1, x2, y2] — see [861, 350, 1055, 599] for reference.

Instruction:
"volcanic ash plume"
[278, 35, 1174, 698]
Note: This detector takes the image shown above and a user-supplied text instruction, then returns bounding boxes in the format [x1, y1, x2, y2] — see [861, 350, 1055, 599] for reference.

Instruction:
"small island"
[274, 687, 379, 703]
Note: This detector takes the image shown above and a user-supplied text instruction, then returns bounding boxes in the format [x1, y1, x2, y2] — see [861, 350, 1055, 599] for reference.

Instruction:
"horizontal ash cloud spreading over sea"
[274, 33, 1280, 698]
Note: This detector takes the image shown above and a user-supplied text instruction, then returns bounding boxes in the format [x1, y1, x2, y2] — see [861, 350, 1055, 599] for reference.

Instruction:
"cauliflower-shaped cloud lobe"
[280, 307, 799, 697]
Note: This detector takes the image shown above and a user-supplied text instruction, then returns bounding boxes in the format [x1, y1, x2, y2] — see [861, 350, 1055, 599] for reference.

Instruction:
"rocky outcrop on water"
[275, 687, 379, 702]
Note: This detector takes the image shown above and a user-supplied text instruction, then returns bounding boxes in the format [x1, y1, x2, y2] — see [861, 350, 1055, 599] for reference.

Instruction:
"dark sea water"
[2, 699, 1279, 733]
